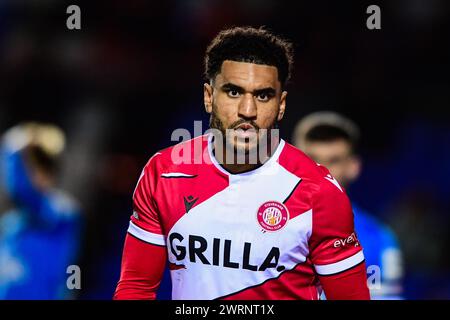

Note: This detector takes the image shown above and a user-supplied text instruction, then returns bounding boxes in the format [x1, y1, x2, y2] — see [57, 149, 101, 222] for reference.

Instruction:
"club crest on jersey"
[257, 201, 289, 232]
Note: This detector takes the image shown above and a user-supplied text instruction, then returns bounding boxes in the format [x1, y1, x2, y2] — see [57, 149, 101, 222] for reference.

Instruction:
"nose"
[238, 93, 257, 120]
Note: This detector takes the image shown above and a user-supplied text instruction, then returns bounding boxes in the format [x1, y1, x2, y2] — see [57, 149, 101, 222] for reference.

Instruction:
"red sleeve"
[114, 234, 167, 300]
[319, 262, 370, 300]
[308, 168, 369, 299]
[114, 153, 167, 300]
[129, 153, 165, 241]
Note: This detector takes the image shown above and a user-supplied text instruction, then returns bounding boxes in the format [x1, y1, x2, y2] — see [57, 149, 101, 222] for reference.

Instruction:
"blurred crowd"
[0, 0, 449, 299]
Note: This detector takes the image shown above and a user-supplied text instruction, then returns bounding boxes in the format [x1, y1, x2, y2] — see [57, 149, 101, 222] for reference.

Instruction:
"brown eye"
[228, 90, 240, 98]
[257, 93, 269, 102]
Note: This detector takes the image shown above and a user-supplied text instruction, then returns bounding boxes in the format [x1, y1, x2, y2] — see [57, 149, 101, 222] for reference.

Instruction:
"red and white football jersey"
[127, 134, 365, 300]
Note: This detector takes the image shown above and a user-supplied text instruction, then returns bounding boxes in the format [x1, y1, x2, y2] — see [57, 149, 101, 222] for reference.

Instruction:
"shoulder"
[353, 205, 400, 249]
[377, 220, 400, 249]
[279, 141, 333, 182]
[142, 135, 208, 175]
[279, 141, 346, 198]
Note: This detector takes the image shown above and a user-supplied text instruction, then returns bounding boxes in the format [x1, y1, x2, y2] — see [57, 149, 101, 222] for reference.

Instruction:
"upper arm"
[1, 146, 79, 228]
[114, 154, 168, 300]
[308, 174, 369, 299]
[128, 153, 165, 246]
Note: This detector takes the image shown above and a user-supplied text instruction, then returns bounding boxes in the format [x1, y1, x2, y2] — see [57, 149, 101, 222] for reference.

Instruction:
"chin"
[233, 140, 258, 155]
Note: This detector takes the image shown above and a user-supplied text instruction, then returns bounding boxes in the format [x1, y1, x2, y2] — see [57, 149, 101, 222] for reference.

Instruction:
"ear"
[346, 155, 362, 183]
[204, 83, 213, 114]
[277, 91, 287, 121]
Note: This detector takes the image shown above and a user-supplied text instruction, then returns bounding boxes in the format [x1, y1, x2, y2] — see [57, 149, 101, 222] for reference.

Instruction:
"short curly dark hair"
[204, 26, 294, 87]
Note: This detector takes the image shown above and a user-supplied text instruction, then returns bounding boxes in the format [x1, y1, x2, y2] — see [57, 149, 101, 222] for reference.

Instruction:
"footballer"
[114, 26, 370, 300]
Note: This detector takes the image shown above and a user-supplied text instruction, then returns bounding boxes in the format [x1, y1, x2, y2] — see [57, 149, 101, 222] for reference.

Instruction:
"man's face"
[204, 60, 287, 154]
[302, 139, 361, 187]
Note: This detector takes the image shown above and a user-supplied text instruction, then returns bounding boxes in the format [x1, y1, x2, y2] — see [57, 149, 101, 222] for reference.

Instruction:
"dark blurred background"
[0, 0, 449, 299]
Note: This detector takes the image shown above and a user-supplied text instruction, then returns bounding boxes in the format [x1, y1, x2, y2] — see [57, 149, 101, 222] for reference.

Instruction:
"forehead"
[304, 139, 352, 156]
[215, 60, 280, 90]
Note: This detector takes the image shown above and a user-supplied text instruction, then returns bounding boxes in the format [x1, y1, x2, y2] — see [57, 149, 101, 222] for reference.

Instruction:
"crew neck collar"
[207, 133, 285, 177]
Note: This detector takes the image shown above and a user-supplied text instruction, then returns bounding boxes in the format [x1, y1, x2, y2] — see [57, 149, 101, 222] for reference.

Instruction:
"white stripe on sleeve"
[161, 172, 196, 178]
[314, 251, 365, 276]
[127, 221, 166, 246]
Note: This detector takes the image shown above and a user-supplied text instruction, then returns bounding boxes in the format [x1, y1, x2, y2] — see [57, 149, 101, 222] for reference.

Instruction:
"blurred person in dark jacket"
[0, 122, 82, 299]
[293, 111, 404, 299]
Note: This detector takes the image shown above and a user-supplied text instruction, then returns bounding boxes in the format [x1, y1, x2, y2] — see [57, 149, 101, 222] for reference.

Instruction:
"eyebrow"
[221, 83, 244, 93]
[220, 83, 276, 96]
[254, 87, 276, 97]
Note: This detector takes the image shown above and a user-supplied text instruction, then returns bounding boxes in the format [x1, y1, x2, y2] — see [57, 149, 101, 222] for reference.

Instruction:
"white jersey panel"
[167, 159, 311, 300]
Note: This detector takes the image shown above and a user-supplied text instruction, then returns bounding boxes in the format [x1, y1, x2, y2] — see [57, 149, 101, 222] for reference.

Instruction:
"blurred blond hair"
[3, 122, 66, 158]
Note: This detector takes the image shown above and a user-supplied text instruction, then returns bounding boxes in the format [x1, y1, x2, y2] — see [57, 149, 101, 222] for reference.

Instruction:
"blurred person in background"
[293, 111, 404, 299]
[0, 122, 82, 299]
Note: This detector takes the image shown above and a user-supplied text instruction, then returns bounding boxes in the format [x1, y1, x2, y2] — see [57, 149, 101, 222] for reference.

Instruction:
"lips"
[234, 125, 258, 139]
[235, 123, 255, 131]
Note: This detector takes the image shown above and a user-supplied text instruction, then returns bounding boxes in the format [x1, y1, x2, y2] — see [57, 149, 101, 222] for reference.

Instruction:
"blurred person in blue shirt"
[0, 122, 82, 299]
[293, 112, 403, 299]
